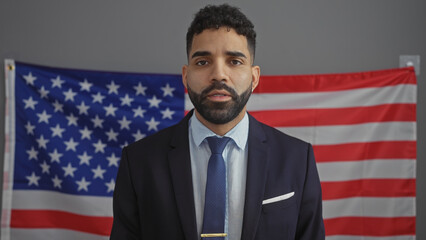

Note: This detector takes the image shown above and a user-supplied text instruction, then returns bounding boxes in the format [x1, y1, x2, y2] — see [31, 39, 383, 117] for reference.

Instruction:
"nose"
[210, 61, 229, 83]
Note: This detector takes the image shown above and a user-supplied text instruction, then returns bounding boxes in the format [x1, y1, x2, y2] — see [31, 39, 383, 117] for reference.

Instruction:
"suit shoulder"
[258, 120, 311, 148]
[126, 122, 178, 151]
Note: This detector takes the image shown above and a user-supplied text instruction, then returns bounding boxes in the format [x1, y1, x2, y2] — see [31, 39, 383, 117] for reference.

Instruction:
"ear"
[182, 65, 188, 89]
[251, 65, 260, 91]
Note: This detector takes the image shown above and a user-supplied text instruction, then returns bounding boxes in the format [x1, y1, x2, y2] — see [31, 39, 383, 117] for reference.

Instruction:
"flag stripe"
[313, 141, 416, 162]
[10, 210, 112, 236]
[318, 160, 415, 182]
[256, 67, 415, 93]
[185, 84, 416, 111]
[324, 217, 416, 236]
[326, 236, 415, 240]
[249, 104, 415, 127]
[276, 122, 415, 145]
[323, 197, 415, 219]
[10, 229, 109, 240]
[11, 190, 112, 216]
[321, 179, 416, 200]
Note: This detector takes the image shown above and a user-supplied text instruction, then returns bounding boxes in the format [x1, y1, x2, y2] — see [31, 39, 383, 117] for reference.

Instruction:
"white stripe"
[248, 85, 416, 111]
[184, 84, 416, 111]
[262, 192, 295, 205]
[12, 190, 112, 216]
[11, 228, 109, 240]
[327, 236, 415, 240]
[276, 122, 416, 145]
[318, 160, 416, 182]
[323, 197, 415, 219]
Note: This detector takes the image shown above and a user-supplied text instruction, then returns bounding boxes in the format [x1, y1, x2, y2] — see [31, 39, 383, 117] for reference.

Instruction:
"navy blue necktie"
[201, 136, 231, 240]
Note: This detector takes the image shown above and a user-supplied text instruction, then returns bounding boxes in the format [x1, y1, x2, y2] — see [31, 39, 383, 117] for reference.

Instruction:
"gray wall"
[1, 0, 425, 238]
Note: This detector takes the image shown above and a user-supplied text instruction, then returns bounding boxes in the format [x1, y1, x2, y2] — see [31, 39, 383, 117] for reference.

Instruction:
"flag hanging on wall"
[2, 59, 416, 239]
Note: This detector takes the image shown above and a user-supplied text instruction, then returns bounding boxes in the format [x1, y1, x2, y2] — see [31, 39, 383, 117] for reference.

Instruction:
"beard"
[187, 81, 252, 124]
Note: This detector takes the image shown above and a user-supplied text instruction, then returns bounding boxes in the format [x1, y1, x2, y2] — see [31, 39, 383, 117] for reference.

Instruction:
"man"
[110, 4, 324, 240]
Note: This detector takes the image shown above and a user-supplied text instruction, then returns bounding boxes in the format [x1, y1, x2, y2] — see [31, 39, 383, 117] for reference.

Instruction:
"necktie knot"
[206, 136, 231, 154]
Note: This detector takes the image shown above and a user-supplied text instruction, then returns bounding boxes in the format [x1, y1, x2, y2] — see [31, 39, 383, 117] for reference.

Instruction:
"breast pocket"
[262, 192, 297, 213]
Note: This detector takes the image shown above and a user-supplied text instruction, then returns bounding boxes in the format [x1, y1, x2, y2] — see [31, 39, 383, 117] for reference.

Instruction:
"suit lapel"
[241, 115, 269, 240]
[168, 111, 198, 240]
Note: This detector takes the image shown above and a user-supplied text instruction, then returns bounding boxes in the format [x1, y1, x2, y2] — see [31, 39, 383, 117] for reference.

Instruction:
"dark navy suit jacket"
[110, 111, 325, 240]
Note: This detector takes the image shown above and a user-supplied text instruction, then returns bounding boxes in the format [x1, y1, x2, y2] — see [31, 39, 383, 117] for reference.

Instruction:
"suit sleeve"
[110, 147, 141, 240]
[295, 144, 325, 239]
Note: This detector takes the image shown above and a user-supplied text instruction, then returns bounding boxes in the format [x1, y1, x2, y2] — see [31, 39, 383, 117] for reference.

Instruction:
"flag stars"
[79, 126, 93, 140]
[132, 130, 145, 142]
[52, 100, 64, 112]
[120, 94, 134, 106]
[145, 117, 160, 131]
[52, 175, 63, 189]
[27, 147, 38, 160]
[38, 86, 49, 99]
[118, 116, 132, 130]
[92, 92, 105, 104]
[40, 161, 50, 174]
[51, 76, 65, 88]
[93, 140, 107, 153]
[161, 108, 175, 120]
[106, 81, 120, 95]
[148, 95, 162, 108]
[63, 88, 77, 102]
[23, 72, 37, 85]
[104, 104, 118, 117]
[49, 149, 63, 163]
[26, 172, 40, 186]
[106, 128, 119, 142]
[76, 101, 90, 115]
[37, 110, 52, 124]
[36, 135, 49, 149]
[76, 177, 91, 192]
[78, 151, 92, 166]
[66, 113, 79, 126]
[64, 138, 79, 152]
[107, 153, 120, 167]
[25, 121, 35, 135]
[62, 163, 77, 177]
[134, 83, 147, 95]
[132, 106, 146, 118]
[105, 179, 115, 193]
[23, 96, 38, 110]
[50, 124, 65, 138]
[79, 79, 92, 92]
[91, 115, 104, 128]
[91, 165, 106, 179]
[161, 83, 175, 97]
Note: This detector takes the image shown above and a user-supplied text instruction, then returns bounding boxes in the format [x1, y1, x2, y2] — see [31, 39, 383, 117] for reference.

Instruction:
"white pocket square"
[262, 192, 295, 205]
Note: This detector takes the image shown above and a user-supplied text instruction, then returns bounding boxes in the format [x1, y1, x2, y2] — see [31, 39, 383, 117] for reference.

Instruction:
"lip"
[206, 90, 232, 102]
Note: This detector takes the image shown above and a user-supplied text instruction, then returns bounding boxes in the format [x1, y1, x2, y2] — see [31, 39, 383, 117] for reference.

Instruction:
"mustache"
[200, 81, 238, 100]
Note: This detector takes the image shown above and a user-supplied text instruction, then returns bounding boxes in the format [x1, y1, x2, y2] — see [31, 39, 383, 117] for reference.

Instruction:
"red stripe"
[10, 210, 112, 236]
[324, 217, 416, 236]
[249, 104, 416, 127]
[254, 67, 416, 93]
[322, 179, 416, 200]
[314, 141, 416, 162]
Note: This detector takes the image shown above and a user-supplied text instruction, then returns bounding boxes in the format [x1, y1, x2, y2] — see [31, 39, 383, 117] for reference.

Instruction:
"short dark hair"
[186, 4, 256, 60]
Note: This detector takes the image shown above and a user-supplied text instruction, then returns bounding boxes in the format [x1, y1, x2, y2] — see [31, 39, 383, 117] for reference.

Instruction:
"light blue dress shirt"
[189, 112, 249, 240]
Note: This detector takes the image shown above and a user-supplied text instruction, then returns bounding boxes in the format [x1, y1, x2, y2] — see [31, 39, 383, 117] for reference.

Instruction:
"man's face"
[182, 27, 260, 124]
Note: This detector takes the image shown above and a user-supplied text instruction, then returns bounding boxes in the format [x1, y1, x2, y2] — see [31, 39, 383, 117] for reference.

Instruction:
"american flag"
[3, 59, 416, 239]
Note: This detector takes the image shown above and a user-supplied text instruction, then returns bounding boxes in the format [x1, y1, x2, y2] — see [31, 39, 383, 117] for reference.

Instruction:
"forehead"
[190, 27, 250, 56]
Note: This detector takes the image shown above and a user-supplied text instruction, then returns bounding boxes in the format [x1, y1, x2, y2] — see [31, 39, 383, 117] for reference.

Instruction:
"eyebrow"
[190, 51, 247, 59]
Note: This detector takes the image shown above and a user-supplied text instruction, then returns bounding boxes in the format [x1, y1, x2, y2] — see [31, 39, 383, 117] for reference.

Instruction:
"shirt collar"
[189, 112, 249, 150]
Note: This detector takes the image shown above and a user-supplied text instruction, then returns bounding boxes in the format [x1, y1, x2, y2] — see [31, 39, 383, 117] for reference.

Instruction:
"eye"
[195, 60, 209, 66]
[230, 59, 243, 65]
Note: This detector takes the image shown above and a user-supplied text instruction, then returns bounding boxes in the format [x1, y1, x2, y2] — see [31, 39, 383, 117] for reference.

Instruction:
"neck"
[194, 109, 246, 136]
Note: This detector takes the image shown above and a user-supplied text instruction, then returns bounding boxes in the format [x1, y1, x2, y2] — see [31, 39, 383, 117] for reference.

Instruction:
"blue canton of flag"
[14, 61, 184, 197]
